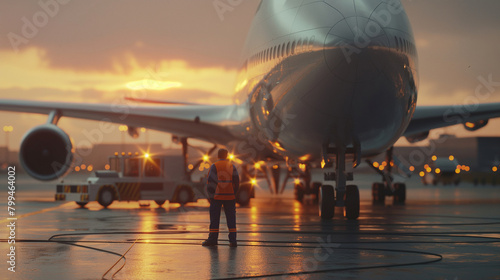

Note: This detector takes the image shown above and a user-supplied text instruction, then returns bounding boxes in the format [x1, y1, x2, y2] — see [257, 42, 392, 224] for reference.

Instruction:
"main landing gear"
[319, 146, 360, 220]
[366, 147, 407, 205]
[281, 163, 320, 204]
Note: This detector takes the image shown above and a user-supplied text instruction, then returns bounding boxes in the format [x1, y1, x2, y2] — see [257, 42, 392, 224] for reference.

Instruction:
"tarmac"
[1, 172, 500, 279]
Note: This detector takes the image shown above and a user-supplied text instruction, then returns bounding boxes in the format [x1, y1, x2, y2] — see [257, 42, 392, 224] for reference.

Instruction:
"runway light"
[144, 153, 150, 158]
[426, 167, 432, 173]
[424, 164, 429, 169]
[431, 155, 437, 161]
[379, 166, 384, 171]
[493, 166, 498, 172]
[229, 153, 235, 160]
[188, 164, 194, 170]
[435, 168, 441, 174]
[254, 162, 261, 169]
[373, 162, 380, 168]
[273, 164, 279, 170]
[419, 171, 425, 177]
[251, 178, 257, 185]
[87, 165, 93, 172]
[105, 164, 110, 170]
[455, 169, 461, 174]
[321, 160, 326, 169]
[409, 166, 415, 172]
[75, 166, 80, 172]
[203, 155, 209, 162]
[449, 155, 455, 161]
[81, 164, 86, 170]
[382, 161, 387, 167]
[294, 179, 301, 185]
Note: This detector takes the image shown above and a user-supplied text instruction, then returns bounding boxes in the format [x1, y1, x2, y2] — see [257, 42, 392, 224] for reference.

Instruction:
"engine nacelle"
[405, 131, 430, 144]
[464, 120, 488, 131]
[19, 124, 74, 181]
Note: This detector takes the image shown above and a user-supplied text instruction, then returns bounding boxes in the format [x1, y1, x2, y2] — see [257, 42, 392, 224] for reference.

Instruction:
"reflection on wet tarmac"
[1, 174, 500, 279]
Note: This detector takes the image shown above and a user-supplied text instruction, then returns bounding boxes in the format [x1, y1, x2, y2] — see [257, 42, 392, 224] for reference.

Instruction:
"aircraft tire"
[312, 182, 322, 204]
[294, 182, 304, 203]
[372, 183, 385, 204]
[345, 185, 360, 220]
[393, 183, 406, 205]
[319, 185, 335, 219]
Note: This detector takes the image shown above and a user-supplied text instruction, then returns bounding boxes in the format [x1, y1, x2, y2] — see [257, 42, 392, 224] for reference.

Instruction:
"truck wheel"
[176, 186, 192, 205]
[98, 187, 115, 208]
[76, 202, 88, 208]
[155, 200, 166, 207]
[236, 185, 251, 206]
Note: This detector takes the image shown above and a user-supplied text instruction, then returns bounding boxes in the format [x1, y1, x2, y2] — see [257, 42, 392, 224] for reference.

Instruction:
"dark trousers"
[209, 199, 236, 242]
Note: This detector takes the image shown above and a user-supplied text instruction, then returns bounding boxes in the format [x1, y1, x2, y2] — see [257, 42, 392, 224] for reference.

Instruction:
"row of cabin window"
[249, 37, 314, 67]
[395, 36, 416, 55]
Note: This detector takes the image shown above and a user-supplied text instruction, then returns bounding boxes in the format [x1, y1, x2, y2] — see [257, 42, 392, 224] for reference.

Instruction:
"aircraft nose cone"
[324, 17, 390, 83]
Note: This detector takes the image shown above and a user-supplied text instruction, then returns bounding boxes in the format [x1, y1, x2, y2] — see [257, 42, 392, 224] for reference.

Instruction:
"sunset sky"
[1, 0, 500, 149]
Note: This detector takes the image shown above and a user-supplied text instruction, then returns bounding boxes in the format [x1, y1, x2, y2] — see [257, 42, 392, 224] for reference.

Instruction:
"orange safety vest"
[214, 160, 235, 200]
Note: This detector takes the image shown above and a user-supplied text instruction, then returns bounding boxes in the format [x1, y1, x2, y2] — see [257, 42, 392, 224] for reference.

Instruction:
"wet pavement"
[1, 173, 500, 279]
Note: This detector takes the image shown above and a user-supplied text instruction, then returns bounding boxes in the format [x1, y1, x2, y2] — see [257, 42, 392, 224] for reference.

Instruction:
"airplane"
[1, 0, 500, 220]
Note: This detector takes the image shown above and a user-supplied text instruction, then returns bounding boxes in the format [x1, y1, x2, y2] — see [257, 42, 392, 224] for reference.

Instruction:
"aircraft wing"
[404, 102, 500, 140]
[0, 99, 242, 144]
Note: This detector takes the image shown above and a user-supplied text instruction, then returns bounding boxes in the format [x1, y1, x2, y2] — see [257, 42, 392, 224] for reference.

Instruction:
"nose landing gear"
[320, 145, 360, 220]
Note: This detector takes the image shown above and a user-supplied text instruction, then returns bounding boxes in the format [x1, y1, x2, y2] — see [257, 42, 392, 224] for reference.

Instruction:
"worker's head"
[218, 148, 229, 160]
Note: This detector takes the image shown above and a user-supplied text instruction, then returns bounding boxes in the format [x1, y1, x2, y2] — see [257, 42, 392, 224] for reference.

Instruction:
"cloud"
[0, 0, 261, 72]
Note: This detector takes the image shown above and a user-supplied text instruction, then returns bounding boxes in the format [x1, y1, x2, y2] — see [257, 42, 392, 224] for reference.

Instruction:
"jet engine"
[19, 124, 74, 181]
[405, 131, 430, 144]
[464, 120, 488, 131]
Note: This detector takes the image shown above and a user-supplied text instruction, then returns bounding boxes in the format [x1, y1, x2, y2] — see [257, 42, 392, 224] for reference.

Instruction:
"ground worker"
[202, 148, 239, 247]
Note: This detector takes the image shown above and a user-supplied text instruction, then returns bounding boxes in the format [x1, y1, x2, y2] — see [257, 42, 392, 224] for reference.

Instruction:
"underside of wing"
[404, 102, 500, 142]
[0, 99, 242, 144]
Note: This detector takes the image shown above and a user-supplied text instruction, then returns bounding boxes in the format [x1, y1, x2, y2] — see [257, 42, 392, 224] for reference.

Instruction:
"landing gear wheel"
[176, 186, 192, 205]
[155, 200, 166, 207]
[319, 185, 335, 219]
[236, 184, 251, 206]
[393, 183, 406, 205]
[76, 202, 88, 208]
[312, 182, 322, 204]
[98, 187, 115, 208]
[345, 185, 360, 220]
[294, 183, 304, 203]
[372, 183, 385, 204]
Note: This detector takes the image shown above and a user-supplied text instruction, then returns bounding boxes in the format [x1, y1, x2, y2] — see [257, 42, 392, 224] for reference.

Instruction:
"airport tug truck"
[56, 152, 254, 208]
[56, 153, 205, 207]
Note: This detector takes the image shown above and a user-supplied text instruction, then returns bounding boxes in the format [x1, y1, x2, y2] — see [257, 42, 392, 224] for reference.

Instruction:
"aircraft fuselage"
[230, 0, 418, 163]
